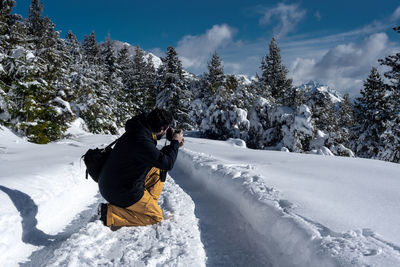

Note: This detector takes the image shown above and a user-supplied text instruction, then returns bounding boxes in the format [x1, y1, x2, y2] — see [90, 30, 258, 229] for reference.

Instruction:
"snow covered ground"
[1, 122, 400, 266]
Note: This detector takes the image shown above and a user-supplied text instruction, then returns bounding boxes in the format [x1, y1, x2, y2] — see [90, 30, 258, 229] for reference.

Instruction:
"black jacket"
[98, 113, 179, 208]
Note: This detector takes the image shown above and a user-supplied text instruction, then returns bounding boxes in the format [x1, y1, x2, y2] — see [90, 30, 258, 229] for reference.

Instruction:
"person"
[98, 108, 184, 228]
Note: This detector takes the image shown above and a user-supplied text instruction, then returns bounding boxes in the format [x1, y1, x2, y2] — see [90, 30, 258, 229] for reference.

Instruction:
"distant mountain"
[111, 40, 163, 69]
[298, 81, 343, 103]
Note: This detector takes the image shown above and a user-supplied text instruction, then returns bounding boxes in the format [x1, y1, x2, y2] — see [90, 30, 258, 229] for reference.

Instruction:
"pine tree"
[225, 75, 238, 94]
[71, 31, 118, 134]
[0, 0, 19, 30]
[206, 51, 225, 95]
[260, 37, 295, 107]
[116, 44, 131, 71]
[25, 0, 58, 49]
[132, 45, 148, 111]
[142, 54, 156, 112]
[65, 30, 82, 63]
[0, 0, 22, 126]
[337, 93, 354, 144]
[101, 35, 117, 82]
[353, 67, 388, 159]
[199, 54, 251, 140]
[0, 79, 11, 126]
[25, 0, 43, 42]
[82, 31, 101, 64]
[156, 46, 193, 129]
[1, 0, 74, 143]
[376, 26, 400, 162]
[0, 0, 22, 52]
[202, 51, 228, 104]
[378, 28, 400, 100]
[309, 90, 337, 135]
[114, 44, 134, 125]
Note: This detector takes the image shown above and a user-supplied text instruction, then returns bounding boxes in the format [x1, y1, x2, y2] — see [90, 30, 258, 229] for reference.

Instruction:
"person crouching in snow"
[98, 108, 184, 228]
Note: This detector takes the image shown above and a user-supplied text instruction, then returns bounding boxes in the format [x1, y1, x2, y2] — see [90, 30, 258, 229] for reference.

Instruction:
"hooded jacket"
[98, 113, 179, 208]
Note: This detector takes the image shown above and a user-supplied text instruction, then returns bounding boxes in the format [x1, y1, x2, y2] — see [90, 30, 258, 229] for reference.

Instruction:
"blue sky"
[13, 0, 400, 96]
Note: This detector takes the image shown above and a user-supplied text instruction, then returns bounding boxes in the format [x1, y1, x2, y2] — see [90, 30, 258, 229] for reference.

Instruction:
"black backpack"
[82, 138, 119, 182]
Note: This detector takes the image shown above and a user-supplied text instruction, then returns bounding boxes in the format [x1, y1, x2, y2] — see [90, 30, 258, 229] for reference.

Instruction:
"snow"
[53, 96, 73, 114]
[47, 178, 205, 267]
[178, 138, 400, 266]
[26, 51, 35, 61]
[147, 52, 163, 69]
[299, 81, 343, 103]
[0, 125, 205, 267]
[1, 124, 400, 266]
[235, 74, 252, 85]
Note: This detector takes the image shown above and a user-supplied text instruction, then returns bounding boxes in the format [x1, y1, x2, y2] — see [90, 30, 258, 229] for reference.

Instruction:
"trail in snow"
[170, 167, 272, 266]
[174, 143, 400, 267]
[42, 177, 206, 267]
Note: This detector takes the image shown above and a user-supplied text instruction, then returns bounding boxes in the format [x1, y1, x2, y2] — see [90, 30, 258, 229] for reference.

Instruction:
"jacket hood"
[125, 113, 149, 134]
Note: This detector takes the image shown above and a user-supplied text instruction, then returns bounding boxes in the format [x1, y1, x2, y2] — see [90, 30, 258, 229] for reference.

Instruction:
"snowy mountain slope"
[112, 40, 163, 69]
[1, 123, 400, 266]
[298, 81, 343, 103]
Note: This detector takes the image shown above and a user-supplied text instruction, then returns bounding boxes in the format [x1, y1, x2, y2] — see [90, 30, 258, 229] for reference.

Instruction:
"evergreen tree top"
[206, 51, 225, 92]
[116, 44, 130, 66]
[266, 37, 282, 64]
[65, 30, 79, 46]
[0, 0, 21, 36]
[208, 51, 224, 73]
[0, 0, 20, 20]
[259, 37, 293, 104]
[82, 31, 100, 64]
[363, 67, 384, 91]
[163, 46, 183, 76]
[28, 0, 43, 18]
[134, 45, 146, 68]
[207, 51, 224, 75]
[26, 0, 44, 34]
[379, 26, 400, 86]
[356, 67, 388, 119]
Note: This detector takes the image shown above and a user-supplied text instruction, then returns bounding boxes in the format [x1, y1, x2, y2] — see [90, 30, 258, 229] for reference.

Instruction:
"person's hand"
[179, 137, 184, 147]
[172, 129, 184, 147]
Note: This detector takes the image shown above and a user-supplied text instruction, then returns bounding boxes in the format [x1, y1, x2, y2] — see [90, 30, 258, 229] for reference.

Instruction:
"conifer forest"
[1, 0, 399, 163]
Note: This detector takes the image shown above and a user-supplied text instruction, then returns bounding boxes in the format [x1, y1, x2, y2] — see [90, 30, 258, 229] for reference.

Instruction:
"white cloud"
[223, 62, 242, 74]
[149, 7, 397, 98]
[290, 33, 392, 97]
[259, 3, 306, 38]
[176, 24, 235, 73]
[391, 6, 400, 21]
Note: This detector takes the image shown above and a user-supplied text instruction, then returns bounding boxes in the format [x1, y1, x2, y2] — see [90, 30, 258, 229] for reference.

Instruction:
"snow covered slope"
[175, 137, 400, 266]
[112, 40, 163, 68]
[1, 124, 400, 266]
[299, 81, 343, 103]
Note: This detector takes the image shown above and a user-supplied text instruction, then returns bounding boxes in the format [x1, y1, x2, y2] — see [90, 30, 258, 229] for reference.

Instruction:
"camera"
[166, 128, 181, 141]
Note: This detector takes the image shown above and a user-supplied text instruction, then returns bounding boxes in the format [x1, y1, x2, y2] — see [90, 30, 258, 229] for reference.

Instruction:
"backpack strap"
[105, 138, 119, 150]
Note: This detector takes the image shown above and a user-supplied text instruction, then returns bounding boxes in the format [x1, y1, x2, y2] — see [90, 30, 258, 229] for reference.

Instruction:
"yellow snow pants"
[106, 167, 164, 227]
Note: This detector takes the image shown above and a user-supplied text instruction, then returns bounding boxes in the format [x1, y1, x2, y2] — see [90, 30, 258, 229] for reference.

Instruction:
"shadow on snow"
[0, 185, 101, 266]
